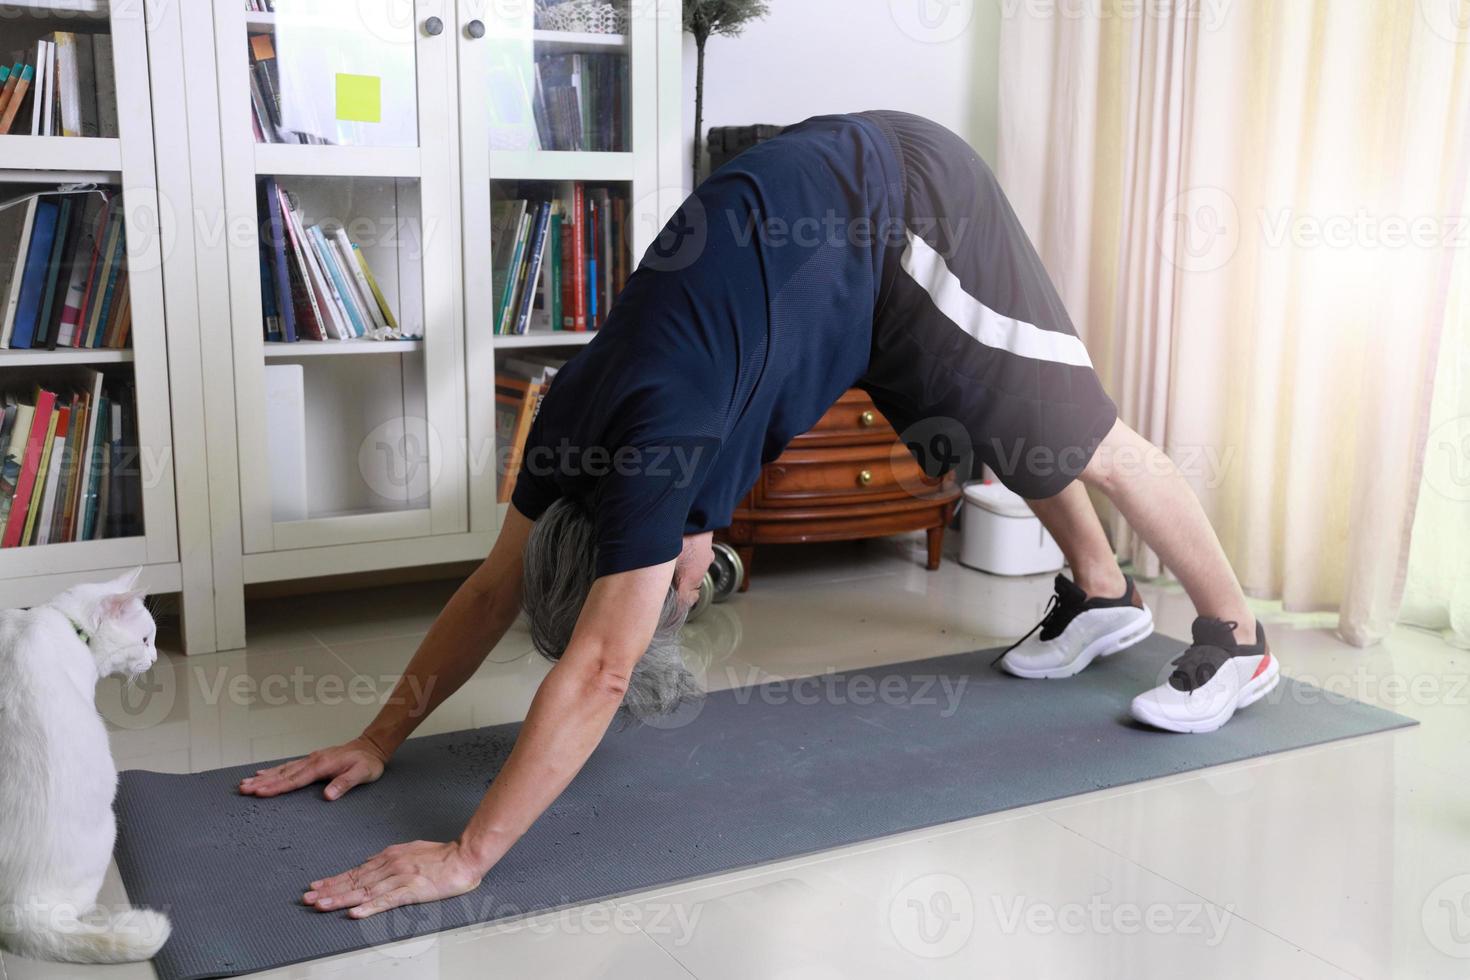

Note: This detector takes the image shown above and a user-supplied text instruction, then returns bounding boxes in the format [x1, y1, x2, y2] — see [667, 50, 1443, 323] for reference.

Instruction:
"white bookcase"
[0, 0, 216, 652]
[167, 0, 680, 650]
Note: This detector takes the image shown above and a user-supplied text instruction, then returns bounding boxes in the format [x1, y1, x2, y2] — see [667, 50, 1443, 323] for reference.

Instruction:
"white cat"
[0, 568, 172, 964]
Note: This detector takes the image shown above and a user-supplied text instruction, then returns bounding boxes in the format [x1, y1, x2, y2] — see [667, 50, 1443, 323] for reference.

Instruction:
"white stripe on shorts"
[899, 230, 1095, 369]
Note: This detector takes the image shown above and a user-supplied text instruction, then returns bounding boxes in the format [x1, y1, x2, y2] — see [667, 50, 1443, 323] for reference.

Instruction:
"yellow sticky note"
[335, 73, 381, 124]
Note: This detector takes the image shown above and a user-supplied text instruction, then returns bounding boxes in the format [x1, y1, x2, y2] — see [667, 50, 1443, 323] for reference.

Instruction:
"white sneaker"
[1130, 619, 1278, 734]
[998, 574, 1155, 679]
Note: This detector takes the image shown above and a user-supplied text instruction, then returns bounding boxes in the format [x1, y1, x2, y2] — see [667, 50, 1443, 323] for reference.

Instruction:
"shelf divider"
[0, 136, 123, 175]
[494, 332, 597, 350]
[0, 0, 107, 16]
[525, 29, 630, 52]
[261, 339, 425, 358]
[489, 150, 635, 182]
[0, 348, 133, 367]
[254, 143, 421, 179]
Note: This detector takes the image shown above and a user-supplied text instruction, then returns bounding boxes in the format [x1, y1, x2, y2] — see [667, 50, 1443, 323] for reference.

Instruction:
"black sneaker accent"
[1039, 575, 1088, 640]
[993, 574, 1139, 666]
[1167, 618, 1268, 692]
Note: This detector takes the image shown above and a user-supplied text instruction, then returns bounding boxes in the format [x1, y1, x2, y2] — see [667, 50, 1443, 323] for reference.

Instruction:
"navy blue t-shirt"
[511, 113, 905, 577]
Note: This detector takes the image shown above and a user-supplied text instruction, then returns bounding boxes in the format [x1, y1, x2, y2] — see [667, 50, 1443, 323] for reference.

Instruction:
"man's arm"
[239, 508, 537, 800]
[299, 558, 674, 918]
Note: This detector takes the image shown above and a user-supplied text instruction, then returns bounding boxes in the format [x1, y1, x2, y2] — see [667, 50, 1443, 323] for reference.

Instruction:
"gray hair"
[521, 497, 703, 721]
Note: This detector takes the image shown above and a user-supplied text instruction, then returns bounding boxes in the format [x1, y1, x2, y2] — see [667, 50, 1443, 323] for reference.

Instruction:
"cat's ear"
[104, 567, 143, 593]
[97, 568, 146, 621]
[101, 589, 147, 620]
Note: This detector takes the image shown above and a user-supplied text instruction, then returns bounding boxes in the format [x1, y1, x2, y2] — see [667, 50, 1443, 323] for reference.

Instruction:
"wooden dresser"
[720, 389, 961, 589]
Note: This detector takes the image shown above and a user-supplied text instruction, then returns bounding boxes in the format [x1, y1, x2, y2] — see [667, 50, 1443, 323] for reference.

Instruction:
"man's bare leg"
[1026, 482, 1126, 600]
[1077, 419, 1255, 645]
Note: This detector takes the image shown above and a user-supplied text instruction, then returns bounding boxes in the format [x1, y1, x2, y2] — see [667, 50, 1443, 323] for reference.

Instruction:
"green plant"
[684, 0, 771, 187]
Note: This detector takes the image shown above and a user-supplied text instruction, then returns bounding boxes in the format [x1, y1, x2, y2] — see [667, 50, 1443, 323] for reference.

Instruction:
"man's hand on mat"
[238, 736, 389, 800]
[301, 840, 484, 918]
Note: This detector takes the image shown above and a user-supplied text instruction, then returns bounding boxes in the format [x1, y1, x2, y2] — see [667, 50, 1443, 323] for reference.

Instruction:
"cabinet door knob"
[465, 19, 486, 38]
[857, 469, 873, 487]
[859, 410, 876, 427]
[423, 16, 444, 36]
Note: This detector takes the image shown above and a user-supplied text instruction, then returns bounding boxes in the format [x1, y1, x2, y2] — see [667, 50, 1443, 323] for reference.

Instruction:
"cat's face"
[54, 568, 158, 678]
[91, 586, 158, 678]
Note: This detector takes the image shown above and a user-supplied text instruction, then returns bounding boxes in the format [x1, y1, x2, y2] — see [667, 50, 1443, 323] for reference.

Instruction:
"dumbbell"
[688, 543, 746, 621]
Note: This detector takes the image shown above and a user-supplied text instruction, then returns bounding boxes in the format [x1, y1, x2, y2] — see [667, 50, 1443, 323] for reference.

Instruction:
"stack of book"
[244, 1, 278, 9]
[494, 354, 566, 502]
[247, 33, 329, 145]
[0, 33, 118, 137]
[257, 177, 403, 343]
[0, 190, 131, 351]
[0, 371, 140, 548]
[491, 184, 627, 335]
[532, 52, 627, 153]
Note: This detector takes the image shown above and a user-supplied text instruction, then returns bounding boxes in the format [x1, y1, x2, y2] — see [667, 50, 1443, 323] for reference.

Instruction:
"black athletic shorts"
[857, 111, 1118, 501]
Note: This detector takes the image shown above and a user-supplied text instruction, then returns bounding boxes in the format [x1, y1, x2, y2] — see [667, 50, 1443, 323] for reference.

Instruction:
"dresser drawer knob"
[857, 469, 873, 487]
[859, 410, 876, 427]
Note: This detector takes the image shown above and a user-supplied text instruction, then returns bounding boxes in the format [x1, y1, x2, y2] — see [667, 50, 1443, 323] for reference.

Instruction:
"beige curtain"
[1402, 191, 1470, 648]
[998, 0, 1470, 646]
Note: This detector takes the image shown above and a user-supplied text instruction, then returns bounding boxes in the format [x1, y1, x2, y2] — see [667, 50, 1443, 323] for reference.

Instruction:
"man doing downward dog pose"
[240, 111, 1275, 919]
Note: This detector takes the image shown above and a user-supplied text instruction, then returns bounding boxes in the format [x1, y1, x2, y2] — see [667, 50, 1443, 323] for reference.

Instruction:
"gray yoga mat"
[114, 635, 1413, 980]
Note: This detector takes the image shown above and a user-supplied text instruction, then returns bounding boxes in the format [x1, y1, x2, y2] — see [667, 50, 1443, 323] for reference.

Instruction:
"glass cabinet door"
[457, 0, 664, 527]
[221, 0, 465, 554]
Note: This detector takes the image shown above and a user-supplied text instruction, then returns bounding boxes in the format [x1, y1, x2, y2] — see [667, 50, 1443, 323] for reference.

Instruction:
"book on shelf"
[0, 190, 127, 351]
[353, 243, 399, 333]
[0, 371, 140, 549]
[514, 201, 554, 335]
[490, 200, 528, 332]
[566, 184, 586, 331]
[0, 33, 115, 137]
[35, 195, 74, 345]
[1, 385, 54, 547]
[32, 40, 51, 136]
[501, 353, 566, 386]
[256, 178, 405, 343]
[248, 33, 286, 144]
[308, 225, 364, 336]
[546, 209, 563, 334]
[260, 250, 282, 341]
[533, 52, 627, 153]
[58, 192, 113, 346]
[93, 35, 117, 139]
[494, 355, 567, 502]
[259, 178, 296, 341]
[0, 64, 34, 135]
[492, 184, 628, 335]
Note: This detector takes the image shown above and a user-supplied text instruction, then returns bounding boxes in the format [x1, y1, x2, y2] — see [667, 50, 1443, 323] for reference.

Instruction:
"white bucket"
[960, 480, 1066, 576]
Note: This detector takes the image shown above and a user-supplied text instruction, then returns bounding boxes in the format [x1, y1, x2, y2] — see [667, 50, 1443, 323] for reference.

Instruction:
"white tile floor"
[7, 535, 1468, 978]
